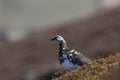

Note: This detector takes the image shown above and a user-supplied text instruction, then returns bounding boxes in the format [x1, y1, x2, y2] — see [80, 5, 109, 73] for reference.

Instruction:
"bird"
[51, 35, 91, 71]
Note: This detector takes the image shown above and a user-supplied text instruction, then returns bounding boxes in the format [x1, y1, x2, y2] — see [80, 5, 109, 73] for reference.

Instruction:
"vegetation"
[51, 53, 120, 80]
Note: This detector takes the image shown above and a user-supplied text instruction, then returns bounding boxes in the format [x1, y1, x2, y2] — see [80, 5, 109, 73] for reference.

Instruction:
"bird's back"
[63, 49, 91, 66]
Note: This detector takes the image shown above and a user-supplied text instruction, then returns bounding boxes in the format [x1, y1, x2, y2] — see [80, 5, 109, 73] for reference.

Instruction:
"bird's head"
[51, 35, 66, 43]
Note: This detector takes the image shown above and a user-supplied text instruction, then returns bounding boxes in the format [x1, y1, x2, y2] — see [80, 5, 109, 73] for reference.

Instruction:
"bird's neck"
[59, 41, 68, 51]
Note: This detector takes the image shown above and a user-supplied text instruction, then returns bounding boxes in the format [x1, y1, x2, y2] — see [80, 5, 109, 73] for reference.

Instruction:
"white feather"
[62, 54, 78, 70]
[74, 51, 80, 55]
[70, 50, 74, 52]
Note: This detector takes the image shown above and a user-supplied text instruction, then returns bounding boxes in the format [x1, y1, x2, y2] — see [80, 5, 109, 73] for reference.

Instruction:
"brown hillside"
[0, 7, 120, 80]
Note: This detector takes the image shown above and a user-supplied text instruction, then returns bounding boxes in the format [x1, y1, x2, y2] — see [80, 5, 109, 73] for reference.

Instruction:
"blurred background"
[0, 0, 120, 80]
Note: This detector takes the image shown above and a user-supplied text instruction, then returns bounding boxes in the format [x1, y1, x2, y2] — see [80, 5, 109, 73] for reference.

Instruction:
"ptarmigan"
[51, 35, 91, 71]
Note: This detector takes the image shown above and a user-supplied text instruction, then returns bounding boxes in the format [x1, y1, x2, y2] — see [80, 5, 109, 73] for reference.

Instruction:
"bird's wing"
[64, 49, 91, 65]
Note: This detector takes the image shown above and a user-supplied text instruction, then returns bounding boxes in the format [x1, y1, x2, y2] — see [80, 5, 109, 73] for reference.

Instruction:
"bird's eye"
[55, 36, 57, 39]
[54, 36, 58, 39]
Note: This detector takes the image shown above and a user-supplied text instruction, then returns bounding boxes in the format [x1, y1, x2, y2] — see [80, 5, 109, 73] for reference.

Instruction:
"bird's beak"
[51, 36, 57, 41]
[51, 38, 54, 41]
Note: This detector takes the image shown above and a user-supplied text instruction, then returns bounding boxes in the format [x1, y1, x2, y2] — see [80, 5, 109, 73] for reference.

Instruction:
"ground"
[0, 7, 120, 80]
